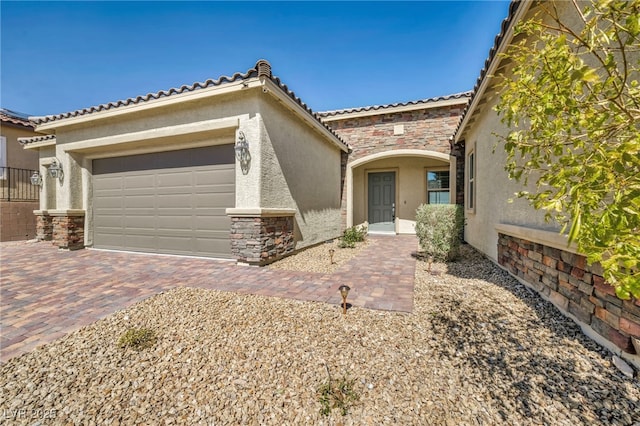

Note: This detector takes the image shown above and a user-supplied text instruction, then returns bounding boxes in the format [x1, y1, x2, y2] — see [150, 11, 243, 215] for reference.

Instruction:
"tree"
[494, 0, 640, 299]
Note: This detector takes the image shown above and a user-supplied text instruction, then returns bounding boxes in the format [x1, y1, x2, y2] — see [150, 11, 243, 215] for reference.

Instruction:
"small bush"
[415, 204, 464, 261]
[339, 223, 367, 249]
[317, 365, 359, 416]
[118, 327, 157, 351]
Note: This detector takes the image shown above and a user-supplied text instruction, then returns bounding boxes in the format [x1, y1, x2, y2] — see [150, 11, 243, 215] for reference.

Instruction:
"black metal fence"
[0, 167, 40, 202]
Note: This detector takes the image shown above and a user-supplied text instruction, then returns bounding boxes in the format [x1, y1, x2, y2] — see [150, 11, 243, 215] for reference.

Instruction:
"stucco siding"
[463, 85, 559, 262]
[2, 126, 40, 170]
[258, 96, 342, 248]
[54, 91, 255, 145]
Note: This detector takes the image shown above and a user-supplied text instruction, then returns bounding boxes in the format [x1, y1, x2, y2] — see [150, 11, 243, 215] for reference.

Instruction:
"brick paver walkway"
[0, 235, 417, 362]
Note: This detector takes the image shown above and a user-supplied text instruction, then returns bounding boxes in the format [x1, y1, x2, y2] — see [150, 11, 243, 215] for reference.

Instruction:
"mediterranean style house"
[20, 59, 468, 265]
[19, 0, 639, 365]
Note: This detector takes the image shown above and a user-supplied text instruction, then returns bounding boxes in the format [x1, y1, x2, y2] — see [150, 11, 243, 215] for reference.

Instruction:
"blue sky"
[1, 1, 511, 117]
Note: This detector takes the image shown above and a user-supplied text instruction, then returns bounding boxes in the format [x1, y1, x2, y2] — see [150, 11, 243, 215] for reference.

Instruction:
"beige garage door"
[93, 145, 235, 258]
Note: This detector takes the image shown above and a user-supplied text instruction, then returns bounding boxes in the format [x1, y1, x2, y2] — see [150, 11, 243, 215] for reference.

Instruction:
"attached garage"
[92, 144, 235, 258]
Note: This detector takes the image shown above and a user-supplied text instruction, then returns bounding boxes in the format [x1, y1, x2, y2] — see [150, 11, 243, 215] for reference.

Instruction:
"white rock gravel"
[268, 238, 372, 273]
[1, 246, 639, 425]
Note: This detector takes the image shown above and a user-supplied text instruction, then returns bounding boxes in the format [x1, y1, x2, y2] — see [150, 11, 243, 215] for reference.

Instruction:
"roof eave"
[320, 97, 470, 122]
[453, 0, 532, 143]
[33, 78, 259, 132]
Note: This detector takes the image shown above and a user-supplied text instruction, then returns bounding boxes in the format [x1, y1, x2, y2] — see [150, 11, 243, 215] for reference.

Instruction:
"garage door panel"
[124, 234, 156, 249]
[155, 193, 192, 207]
[94, 176, 123, 191]
[156, 216, 194, 229]
[195, 168, 234, 184]
[124, 175, 155, 189]
[157, 171, 193, 187]
[94, 214, 123, 228]
[195, 215, 231, 229]
[194, 193, 234, 208]
[93, 145, 235, 258]
[94, 195, 123, 209]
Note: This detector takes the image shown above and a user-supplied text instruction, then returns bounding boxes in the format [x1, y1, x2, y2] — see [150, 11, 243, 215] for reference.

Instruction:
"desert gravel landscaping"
[1, 245, 639, 425]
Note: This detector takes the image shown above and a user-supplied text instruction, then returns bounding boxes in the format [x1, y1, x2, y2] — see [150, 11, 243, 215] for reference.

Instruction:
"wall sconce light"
[234, 131, 251, 175]
[30, 171, 43, 186]
[48, 159, 63, 181]
[338, 285, 351, 315]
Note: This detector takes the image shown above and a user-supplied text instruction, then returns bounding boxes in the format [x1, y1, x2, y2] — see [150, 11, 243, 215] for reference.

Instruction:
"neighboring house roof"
[452, 0, 530, 142]
[18, 134, 56, 146]
[30, 60, 348, 150]
[319, 92, 471, 121]
[1, 108, 34, 129]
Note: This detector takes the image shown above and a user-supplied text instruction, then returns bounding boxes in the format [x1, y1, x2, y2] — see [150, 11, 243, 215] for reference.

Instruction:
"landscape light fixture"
[234, 131, 251, 175]
[30, 171, 42, 186]
[329, 248, 335, 265]
[338, 285, 350, 315]
[48, 159, 63, 181]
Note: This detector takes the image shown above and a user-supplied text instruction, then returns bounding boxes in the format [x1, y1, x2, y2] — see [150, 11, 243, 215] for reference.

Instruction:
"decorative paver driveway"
[0, 235, 416, 362]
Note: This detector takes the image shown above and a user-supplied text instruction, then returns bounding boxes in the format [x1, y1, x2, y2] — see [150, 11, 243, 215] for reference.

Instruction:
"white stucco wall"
[463, 100, 557, 261]
[257, 94, 342, 248]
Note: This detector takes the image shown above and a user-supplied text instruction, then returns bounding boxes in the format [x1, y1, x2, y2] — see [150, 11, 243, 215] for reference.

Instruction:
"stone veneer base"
[35, 210, 85, 250]
[230, 215, 295, 265]
[498, 233, 640, 361]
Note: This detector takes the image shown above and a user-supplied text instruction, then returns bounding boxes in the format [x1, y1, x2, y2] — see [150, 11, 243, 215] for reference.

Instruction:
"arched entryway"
[346, 149, 455, 234]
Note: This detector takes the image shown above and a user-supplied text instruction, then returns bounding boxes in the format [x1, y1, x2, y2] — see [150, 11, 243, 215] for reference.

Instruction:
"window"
[427, 170, 450, 204]
[467, 151, 475, 211]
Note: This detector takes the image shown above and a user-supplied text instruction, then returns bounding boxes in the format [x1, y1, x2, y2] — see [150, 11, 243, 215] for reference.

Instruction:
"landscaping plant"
[118, 327, 157, 351]
[415, 204, 464, 261]
[316, 364, 359, 416]
[494, 0, 640, 299]
[339, 223, 367, 249]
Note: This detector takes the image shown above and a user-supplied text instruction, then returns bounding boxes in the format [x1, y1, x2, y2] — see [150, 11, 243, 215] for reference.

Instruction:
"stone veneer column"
[50, 210, 85, 250]
[227, 208, 296, 265]
[34, 210, 53, 241]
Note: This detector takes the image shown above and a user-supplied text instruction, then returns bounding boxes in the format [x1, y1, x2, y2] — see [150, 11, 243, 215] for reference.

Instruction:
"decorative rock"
[2, 245, 639, 424]
[612, 355, 634, 379]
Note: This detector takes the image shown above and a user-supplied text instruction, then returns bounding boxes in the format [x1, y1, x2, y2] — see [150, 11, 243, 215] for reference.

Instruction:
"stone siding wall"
[36, 213, 53, 241]
[230, 216, 294, 265]
[328, 104, 465, 162]
[451, 140, 465, 206]
[52, 215, 85, 250]
[498, 233, 640, 355]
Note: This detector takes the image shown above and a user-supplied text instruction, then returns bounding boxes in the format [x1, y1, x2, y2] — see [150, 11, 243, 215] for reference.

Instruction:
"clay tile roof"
[1, 108, 34, 128]
[18, 134, 56, 145]
[30, 59, 348, 148]
[318, 91, 472, 118]
[452, 0, 524, 141]
[32, 66, 260, 125]
[30, 60, 347, 148]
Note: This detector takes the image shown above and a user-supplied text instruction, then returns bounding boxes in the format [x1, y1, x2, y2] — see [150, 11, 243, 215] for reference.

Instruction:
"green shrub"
[118, 327, 157, 351]
[415, 204, 464, 261]
[339, 223, 367, 249]
[317, 365, 360, 416]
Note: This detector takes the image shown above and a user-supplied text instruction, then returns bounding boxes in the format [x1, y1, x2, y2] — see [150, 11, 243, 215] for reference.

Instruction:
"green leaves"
[494, 0, 640, 299]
